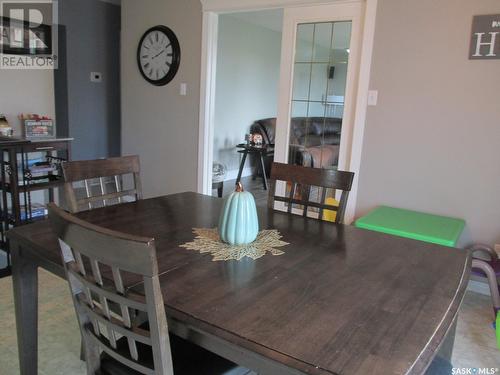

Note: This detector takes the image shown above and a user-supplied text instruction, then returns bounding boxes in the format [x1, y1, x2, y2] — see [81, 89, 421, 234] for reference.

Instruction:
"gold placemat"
[179, 228, 289, 261]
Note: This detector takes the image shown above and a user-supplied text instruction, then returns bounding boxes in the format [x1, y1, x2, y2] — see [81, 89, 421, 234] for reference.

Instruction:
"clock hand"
[152, 49, 166, 60]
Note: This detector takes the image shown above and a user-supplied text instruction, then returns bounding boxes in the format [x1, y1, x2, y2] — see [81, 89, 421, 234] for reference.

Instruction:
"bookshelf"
[0, 136, 72, 277]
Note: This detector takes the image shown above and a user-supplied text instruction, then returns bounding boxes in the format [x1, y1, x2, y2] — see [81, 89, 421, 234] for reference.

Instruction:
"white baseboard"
[224, 167, 253, 181]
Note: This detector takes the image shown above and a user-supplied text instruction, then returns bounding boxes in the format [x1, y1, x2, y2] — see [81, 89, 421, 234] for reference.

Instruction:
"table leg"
[436, 317, 456, 362]
[236, 151, 248, 184]
[425, 317, 457, 374]
[11, 240, 39, 375]
[212, 181, 223, 198]
[260, 153, 268, 190]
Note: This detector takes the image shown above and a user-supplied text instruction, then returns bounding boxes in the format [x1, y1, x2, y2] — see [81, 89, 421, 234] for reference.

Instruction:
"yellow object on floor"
[322, 197, 339, 222]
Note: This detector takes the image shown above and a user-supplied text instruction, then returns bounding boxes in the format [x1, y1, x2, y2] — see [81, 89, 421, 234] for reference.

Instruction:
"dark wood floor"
[213, 176, 268, 207]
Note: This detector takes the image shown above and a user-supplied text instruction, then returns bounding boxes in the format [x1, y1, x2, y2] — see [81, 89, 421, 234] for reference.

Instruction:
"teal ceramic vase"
[219, 182, 259, 245]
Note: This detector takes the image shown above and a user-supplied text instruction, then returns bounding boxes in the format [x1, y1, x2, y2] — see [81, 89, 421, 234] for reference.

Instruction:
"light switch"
[180, 83, 187, 96]
[367, 90, 378, 106]
[90, 72, 102, 83]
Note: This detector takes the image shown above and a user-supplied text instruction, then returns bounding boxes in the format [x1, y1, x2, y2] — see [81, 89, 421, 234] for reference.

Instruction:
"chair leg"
[73, 300, 100, 372]
[82, 334, 100, 374]
[259, 154, 268, 190]
[80, 340, 85, 361]
[471, 259, 500, 319]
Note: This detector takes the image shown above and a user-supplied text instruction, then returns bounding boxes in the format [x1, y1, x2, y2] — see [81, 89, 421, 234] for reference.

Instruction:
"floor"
[0, 269, 85, 375]
[0, 268, 498, 374]
[450, 292, 500, 368]
[215, 175, 269, 207]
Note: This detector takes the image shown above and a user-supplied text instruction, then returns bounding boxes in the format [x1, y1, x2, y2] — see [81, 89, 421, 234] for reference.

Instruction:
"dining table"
[8, 192, 471, 375]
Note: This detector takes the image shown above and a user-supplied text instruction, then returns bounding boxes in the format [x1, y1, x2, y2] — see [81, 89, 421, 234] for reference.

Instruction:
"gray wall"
[214, 12, 282, 177]
[356, 0, 500, 246]
[58, 0, 121, 160]
[121, 0, 202, 198]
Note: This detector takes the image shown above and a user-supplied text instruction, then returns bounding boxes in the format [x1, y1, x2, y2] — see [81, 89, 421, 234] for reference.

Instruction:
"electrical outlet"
[180, 83, 187, 96]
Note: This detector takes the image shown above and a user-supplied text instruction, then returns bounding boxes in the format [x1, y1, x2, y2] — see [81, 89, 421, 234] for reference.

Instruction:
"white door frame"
[198, 0, 378, 223]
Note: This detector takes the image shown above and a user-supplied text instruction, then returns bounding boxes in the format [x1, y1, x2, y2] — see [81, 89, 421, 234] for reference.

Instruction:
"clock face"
[137, 26, 180, 86]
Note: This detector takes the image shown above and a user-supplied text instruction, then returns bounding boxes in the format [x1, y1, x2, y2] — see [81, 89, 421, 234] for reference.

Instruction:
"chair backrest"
[62, 155, 143, 213]
[48, 203, 173, 375]
[268, 162, 354, 224]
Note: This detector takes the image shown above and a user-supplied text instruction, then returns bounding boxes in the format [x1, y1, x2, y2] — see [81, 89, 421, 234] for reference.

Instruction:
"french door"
[275, 2, 364, 170]
[273, 1, 364, 217]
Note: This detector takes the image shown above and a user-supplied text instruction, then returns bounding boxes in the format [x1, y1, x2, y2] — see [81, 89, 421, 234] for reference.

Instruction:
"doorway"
[211, 9, 283, 204]
[199, 0, 377, 222]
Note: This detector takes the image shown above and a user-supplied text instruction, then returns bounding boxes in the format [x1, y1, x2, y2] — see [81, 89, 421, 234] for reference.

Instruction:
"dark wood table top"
[7, 192, 471, 375]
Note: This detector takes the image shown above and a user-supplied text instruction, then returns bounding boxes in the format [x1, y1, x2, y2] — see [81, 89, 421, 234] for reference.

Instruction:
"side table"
[212, 181, 223, 198]
[235, 144, 274, 190]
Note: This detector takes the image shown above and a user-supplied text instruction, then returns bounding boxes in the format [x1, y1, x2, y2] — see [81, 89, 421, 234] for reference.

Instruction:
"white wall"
[121, 0, 202, 198]
[213, 12, 282, 177]
[356, 0, 500, 246]
[0, 69, 55, 134]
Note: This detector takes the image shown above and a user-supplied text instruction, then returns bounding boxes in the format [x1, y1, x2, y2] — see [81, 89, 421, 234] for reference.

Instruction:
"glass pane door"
[286, 21, 352, 217]
[289, 21, 352, 170]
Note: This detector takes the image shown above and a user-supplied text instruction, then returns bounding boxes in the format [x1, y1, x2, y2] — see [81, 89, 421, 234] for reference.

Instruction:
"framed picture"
[0, 16, 52, 55]
[24, 119, 56, 139]
[0, 23, 10, 47]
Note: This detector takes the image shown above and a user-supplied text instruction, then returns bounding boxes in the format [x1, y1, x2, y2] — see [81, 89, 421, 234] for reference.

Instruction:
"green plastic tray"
[354, 206, 465, 247]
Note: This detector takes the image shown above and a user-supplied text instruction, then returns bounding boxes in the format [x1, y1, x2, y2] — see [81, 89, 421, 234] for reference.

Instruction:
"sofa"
[250, 117, 342, 170]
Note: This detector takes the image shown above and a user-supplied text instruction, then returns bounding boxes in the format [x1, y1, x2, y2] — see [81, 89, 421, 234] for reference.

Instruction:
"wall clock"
[137, 25, 180, 86]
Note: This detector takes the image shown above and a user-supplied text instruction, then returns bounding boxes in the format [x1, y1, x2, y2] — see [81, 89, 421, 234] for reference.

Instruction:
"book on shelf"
[11, 203, 48, 221]
[29, 166, 58, 174]
[27, 158, 44, 167]
[18, 179, 51, 186]
[16, 160, 58, 175]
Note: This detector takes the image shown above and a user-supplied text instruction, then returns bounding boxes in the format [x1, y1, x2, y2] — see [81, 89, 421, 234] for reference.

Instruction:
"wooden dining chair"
[268, 162, 354, 224]
[48, 203, 249, 375]
[62, 155, 143, 213]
